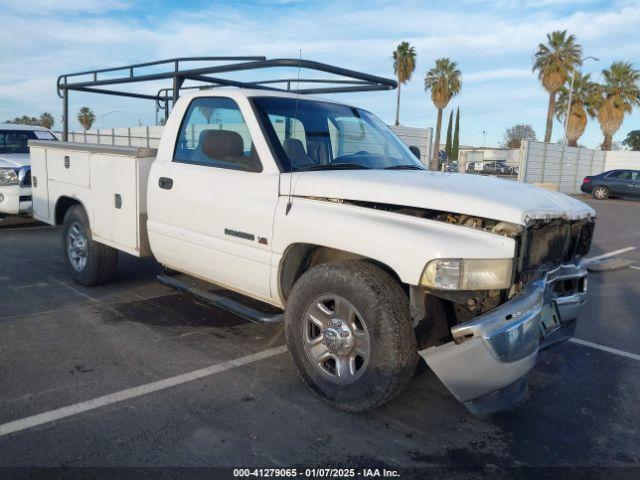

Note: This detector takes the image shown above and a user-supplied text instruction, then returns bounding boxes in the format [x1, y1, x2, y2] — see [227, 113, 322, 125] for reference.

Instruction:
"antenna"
[285, 49, 302, 216]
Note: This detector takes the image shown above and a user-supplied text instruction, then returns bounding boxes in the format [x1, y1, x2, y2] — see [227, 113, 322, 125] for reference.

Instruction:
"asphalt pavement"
[0, 195, 638, 477]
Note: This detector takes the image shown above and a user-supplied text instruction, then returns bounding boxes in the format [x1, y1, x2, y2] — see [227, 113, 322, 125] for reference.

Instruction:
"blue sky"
[1, 0, 639, 148]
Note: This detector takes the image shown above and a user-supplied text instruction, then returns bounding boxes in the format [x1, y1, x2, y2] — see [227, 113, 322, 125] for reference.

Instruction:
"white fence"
[518, 140, 640, 194]
[56, 127, 164, 148]
[57, 125, 434, 167]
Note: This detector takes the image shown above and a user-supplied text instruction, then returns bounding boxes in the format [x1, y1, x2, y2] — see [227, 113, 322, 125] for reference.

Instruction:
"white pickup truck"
[30, 88, 595, 415]
[0, 124, 57, 217]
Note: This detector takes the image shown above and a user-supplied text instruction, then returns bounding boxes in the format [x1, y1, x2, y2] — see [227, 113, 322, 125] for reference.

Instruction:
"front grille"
[520, 218, 594, 280]
[19, 168, 31, 187]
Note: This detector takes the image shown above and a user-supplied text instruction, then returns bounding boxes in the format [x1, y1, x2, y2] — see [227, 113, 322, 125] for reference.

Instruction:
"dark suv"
[581, 169, 640, 200]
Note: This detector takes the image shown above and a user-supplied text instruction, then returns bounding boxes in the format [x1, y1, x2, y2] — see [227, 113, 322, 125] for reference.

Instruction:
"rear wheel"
[285, 261, 418, 412]
[62, 205, 118, 286]
[593, 186, 609, 200]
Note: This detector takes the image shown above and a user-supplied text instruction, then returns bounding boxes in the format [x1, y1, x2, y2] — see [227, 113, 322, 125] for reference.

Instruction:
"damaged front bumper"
[419, 261, 588, 416]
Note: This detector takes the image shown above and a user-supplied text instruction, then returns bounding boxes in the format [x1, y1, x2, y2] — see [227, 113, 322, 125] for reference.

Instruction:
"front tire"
[62, 205, 118, 286]
[593, 186, 610, 200]
[285, 261, 418, 412]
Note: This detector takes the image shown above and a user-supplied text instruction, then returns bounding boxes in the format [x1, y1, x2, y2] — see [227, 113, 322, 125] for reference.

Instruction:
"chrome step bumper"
[419, 261, 588, 416]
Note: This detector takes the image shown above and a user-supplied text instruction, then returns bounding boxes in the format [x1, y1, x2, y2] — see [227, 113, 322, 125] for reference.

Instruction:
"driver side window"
[173, 97, 262, 172]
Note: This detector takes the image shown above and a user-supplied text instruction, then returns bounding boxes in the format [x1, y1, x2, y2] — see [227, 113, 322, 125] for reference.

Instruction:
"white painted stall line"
[586, 246, 636, 262]
[0, 345, 288, 438]
[570, 338, 640, 362]
[629, 266, 640, 271]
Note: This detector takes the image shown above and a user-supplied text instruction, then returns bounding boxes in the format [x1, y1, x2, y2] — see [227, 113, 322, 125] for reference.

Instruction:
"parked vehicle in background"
[444, 161, 458, 172]
[581, 169, 640, 200]
[0, 124, 57, 217]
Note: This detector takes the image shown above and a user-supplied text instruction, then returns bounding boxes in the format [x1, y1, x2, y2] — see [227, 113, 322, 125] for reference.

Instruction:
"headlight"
[421, 258, 513, 290]
[0, 168, 19, 186]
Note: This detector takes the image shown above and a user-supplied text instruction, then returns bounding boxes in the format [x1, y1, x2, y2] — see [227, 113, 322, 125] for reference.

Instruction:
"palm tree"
[392, 42, 416, 126]
[424, 58, 461, 170]
[594, 61, 640, 150]
[77, 107, 96, 131]
[39, 112, 54, 130]
[555, 72, 599, 146]
[533, 30, 582, 143]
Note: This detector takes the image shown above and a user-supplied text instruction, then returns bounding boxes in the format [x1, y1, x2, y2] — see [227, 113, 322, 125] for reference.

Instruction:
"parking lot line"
[570, 338, 640, 362]
[0, 345, 287, 438]
[630, 266, 640, 271]
[586, 246, 637, 262]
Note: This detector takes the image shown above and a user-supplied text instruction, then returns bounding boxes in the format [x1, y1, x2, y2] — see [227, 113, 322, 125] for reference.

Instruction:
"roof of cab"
[180, 87, 349, 106]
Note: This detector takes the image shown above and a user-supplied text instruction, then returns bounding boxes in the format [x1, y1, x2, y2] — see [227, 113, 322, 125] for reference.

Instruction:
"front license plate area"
[540, 302, 561, 337]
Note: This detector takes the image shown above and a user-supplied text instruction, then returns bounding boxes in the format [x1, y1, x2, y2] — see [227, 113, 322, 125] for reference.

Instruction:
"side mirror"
[409, 145, 421, 159]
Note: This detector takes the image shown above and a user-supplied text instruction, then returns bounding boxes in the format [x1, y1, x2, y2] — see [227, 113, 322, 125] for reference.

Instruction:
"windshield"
[252, 97, 425, 172]
[0, 129, 56, 154]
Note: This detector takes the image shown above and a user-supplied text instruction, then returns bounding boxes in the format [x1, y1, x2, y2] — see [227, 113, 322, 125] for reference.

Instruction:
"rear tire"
[592, 186, 609, 200]
[62, 205, 118, 286]
[285, 261, 418, 412]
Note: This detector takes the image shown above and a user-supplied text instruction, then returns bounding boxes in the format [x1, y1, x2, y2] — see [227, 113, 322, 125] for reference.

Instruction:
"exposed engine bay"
[306, 197, 595, 346]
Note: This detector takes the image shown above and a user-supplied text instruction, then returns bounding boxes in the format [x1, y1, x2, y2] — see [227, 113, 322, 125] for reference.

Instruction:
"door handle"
[158, 177, 173, 190]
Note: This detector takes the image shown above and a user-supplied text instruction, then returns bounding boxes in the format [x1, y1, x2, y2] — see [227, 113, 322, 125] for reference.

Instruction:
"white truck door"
[147, 96, 279, 302]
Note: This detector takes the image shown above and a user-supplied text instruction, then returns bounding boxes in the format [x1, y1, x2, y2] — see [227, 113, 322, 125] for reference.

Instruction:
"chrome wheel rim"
[594, 187, 606, 199]
[302, 294, 371, 385]
[67, 222, 88, 272]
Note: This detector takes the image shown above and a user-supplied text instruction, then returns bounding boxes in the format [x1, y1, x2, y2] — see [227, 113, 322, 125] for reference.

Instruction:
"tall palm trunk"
[431, 108, 443, 170]
[544, 92, 555, 143]
[602, 134, 613, 151]
[395, 82, 401, 126]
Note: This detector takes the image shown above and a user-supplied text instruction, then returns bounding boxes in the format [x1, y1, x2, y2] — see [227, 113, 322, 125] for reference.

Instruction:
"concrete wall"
[389, 125, 433, 168]
[518, 140, 640, 194]
[605, 150, 640, 171]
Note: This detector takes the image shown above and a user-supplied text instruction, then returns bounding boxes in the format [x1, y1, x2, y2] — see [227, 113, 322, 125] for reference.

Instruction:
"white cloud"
[465, 69, 534, 83]
[0, 0, 131, 14]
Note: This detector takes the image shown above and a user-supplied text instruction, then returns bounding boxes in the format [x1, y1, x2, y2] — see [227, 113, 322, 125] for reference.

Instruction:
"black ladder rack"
[56, 56, 397, 140]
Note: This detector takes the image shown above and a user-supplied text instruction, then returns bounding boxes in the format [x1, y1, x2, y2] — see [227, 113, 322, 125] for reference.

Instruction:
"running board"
[157, 274, 283, 325]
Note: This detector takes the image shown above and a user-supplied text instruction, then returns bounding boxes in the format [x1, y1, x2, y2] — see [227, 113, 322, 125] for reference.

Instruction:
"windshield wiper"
[299, 163, 371, 171]
[385, 164, 425, 170]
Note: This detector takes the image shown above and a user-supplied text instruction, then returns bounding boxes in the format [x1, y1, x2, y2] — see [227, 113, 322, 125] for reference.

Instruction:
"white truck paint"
[30, 89, 595, 415]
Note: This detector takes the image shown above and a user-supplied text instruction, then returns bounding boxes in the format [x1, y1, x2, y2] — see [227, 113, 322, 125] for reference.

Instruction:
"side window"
[174, 97, 262, 172]
[631, 171, 640, 182]
[606, 171, 623, 179]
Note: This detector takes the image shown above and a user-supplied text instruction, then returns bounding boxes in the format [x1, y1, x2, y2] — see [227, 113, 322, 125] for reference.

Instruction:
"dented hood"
[287, 170, 595, 226]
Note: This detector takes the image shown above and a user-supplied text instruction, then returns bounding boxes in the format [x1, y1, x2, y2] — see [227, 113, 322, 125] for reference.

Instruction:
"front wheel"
[592, 186, 610, 200]
[285, 261, 418, 412]
[62, 205, 119, 286]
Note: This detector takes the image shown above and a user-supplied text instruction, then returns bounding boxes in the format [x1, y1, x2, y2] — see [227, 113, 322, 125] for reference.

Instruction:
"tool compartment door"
[90, 154, 139, 254]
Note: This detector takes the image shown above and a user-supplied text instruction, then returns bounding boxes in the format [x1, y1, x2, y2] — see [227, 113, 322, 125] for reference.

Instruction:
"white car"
[0, 124, 57, 217]
[30, 89, 595, 416]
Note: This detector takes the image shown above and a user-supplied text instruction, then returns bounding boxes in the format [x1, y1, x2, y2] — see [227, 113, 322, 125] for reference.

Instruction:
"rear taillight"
[582, 177, 591, 183]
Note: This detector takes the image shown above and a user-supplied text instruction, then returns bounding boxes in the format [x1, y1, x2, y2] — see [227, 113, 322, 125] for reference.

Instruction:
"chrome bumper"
[419, 261, 588, 416]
